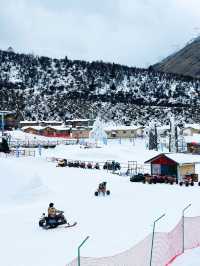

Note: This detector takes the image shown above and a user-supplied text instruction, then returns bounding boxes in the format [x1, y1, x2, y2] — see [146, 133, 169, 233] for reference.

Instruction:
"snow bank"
[171, 247, 200, 266]
[0, 158, 48, 203]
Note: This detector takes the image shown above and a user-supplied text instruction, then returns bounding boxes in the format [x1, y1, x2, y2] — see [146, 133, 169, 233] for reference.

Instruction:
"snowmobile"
[95, 182, 110, 196]
[39, 211, 76, 229]
[94, 162, 100, 169]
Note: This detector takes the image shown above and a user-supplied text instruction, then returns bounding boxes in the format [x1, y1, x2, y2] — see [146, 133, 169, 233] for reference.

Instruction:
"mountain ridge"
[0, 48, 200, 125]
[153, 36, 200, 79]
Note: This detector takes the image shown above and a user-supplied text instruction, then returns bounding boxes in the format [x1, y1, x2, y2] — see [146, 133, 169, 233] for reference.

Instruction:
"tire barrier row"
[51, 157, 122, 171]
[130, 173, 200, 187]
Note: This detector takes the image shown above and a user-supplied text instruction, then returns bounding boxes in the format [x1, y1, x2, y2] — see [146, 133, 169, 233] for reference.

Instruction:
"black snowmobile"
[39, 211, 76, 229]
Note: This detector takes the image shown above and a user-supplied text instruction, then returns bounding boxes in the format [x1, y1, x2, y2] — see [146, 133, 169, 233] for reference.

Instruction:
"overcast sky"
[0, 0, 200, 67]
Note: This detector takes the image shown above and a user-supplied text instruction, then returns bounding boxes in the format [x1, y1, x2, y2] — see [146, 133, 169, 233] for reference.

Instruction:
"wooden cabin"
[40, 126, 70, 138]
[145, 153, 200, 181]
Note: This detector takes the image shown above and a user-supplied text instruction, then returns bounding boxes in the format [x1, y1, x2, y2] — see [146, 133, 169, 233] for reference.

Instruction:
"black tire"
[149, 180, 152, 184]
[185, 182, 189, 187]
[191, 182, 194, 186]
[198, 182, 200, 186]
[39, 219, 45, 227]
[179, 182, 183, 186]
[142, 180, 146, 184]
[106, 190, 110, 195]
[153, 179, 157, 184]
[170, 181, 174, 185]
[95, 191, 98, 196]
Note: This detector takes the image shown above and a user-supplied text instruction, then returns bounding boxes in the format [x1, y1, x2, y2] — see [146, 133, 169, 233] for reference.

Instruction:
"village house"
[19, 120, 63, 128]
[22, 125, 70, 138]
[22, 126, 44, 135]
[104, 125, 144, 139]
[182, 124, 200, 136]
[40, 126, 71, 138]
[184, 135, 200, 154]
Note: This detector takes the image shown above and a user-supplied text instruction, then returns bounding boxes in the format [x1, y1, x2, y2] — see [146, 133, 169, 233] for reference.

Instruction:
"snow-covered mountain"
[153, 36, 200, 79]
[0, 49, 200, 125]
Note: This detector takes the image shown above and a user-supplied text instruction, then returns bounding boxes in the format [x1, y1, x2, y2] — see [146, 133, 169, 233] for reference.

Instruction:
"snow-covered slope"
[153, 36, 200, 79]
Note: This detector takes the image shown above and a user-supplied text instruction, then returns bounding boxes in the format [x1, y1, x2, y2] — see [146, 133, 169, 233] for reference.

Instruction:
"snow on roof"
[146, 153, 200, 164]
[22, 126, 44, 130]
[184, 134, 200, 144]
[41, 121, 63, 124]
[65, 119, 93, 122]
[20, 120, 63, 124]
[22, 125, 70, 131]
[184, 124, 200, 130]
[166, 153, 200, 164]
[20, 121, 39, 124]
[45, 125, 70, 130]
[104, 125, 143, 131]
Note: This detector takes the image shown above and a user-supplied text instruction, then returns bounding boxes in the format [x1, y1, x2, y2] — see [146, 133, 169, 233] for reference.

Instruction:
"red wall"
[41, 132, 70, 138]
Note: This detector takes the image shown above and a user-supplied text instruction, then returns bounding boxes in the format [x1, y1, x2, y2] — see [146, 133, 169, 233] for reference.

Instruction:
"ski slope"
[1, 138, 200, 266]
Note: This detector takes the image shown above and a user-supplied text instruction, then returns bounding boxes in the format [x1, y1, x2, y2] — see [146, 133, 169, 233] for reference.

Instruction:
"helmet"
[49, 202, 54, 208]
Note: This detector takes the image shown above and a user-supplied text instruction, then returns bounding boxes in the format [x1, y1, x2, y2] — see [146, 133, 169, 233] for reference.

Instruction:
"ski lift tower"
[0, 110, 14, 137]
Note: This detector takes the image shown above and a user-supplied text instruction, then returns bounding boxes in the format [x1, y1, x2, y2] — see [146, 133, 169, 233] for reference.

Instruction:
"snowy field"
[172, 248, 200, 266]
[1, 134, 200, 266]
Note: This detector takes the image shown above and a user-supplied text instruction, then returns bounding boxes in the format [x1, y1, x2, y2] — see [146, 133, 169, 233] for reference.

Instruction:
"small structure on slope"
[145, 153, 200, 182]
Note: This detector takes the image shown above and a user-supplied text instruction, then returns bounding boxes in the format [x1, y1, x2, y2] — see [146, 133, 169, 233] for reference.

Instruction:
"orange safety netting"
[66, 216, 200, 266]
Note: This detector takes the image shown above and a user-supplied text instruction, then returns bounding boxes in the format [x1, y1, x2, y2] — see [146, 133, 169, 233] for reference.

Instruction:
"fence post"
[182, 204, 191, 253]
[38, 144, 42, 156]
[78, 236, 89, 266]
[150, 214, 165, 266]
[16, 145, 19, 158]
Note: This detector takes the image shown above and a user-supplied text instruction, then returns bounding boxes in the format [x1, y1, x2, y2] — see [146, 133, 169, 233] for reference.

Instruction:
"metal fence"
[8, 139, 78, 148]
[0, 149, 35, 157]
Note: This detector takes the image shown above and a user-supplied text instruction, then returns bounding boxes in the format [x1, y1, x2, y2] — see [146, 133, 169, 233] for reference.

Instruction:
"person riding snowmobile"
[48, 203, 64, 221]
[98, 182, 106, 192]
